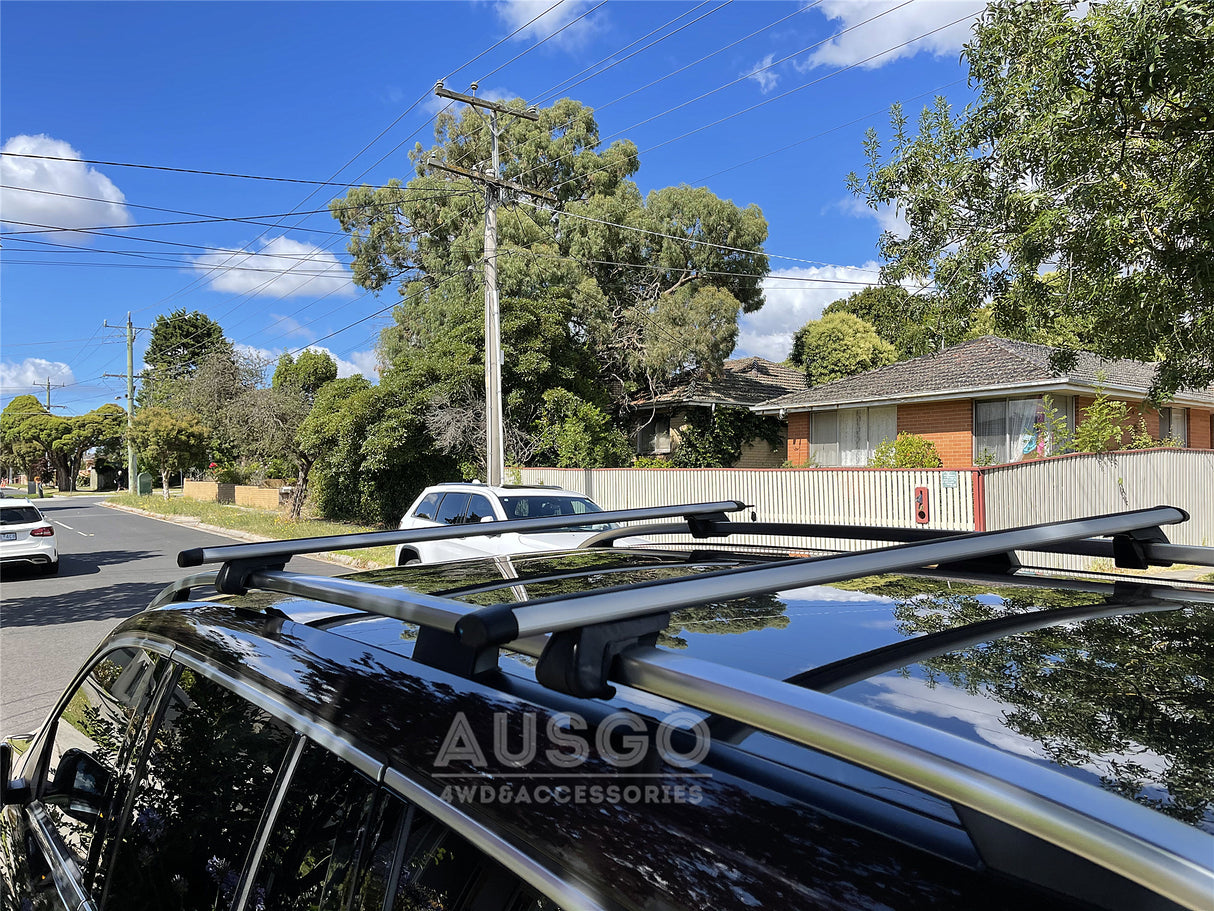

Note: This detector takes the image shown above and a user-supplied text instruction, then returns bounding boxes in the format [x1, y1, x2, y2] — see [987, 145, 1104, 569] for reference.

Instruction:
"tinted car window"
[40, 648, 165, 880]
[465, 495, 495, 524]
[0, 506, 43, 525]
[435, 494, 471, 526]
[351, 792, 550, 911]
[413, 493, 443, 522]
[101, 669, 295, 911]
[254, 742, 380, 911]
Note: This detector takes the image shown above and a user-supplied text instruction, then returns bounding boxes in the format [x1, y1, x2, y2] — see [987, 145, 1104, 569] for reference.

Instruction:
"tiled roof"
[634, 357, 808, 409]
[756, 336, 1214, 410]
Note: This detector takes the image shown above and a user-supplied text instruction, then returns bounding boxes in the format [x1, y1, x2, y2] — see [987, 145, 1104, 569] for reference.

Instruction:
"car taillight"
[31, 525, 54, 537]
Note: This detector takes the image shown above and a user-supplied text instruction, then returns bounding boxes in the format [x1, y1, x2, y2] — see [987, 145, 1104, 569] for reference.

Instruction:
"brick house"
[752, 336, 1214, 469]
[631, 357, 808, 468]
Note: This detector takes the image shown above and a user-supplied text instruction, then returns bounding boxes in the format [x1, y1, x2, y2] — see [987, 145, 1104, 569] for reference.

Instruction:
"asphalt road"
[0, 496, 345, 735]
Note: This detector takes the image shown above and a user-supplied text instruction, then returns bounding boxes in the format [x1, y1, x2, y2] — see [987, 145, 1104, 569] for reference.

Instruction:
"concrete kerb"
[103, 501, 386, 571]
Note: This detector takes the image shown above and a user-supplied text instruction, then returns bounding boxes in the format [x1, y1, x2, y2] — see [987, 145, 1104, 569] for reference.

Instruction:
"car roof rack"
[163, 501, 1213, 910]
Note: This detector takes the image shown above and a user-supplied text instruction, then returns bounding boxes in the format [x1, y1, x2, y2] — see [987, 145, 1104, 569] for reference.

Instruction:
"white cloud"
[803, 0, 987, 70]
[733, 263, 883, 361]
[745, 54, 780, 94]
[342, 348, 380, 379]
[193, 236, 354, 299]
[0, 358, 76, 395]
[0, 134, 132, 239]
[268, 313, 316, 340]
[493, 0, 603, 50]
[840, 196, 909, 239]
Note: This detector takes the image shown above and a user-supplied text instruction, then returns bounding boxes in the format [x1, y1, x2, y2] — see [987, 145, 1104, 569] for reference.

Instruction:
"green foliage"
[1071, 384, 1130, 453]
[871, 433, 943, 468]
[669, 407, 784, 468]
[300, 376, 457, 526]
[1, 396, 125, 489]
[973, 448, 998, 467]
[330, 97, 770, 473]
[631, 456, 673, 469]
[781, 454, 821, 469]
[823, 285, 932, 359]
[532, 389, 632, 468]
[848, 0, 1214, 397]
[1032, 394, 1074, 458]
[788, 311, 897, 385]
[129, 407, 208, 498]
[272, 349, 338, 398]
[139, 309, 233, 407]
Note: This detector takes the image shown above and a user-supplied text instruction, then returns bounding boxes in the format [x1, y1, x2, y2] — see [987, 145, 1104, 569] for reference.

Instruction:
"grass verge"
[107, 493, 395, 568]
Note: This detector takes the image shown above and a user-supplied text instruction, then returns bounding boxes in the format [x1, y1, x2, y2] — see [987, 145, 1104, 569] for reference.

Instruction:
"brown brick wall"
[786, 412, 811, 465]
[234, 486, 283, 510]
[735, 433, 787, 469]
[1191, 408, 1214, 449]
[897, 401, 973, 468]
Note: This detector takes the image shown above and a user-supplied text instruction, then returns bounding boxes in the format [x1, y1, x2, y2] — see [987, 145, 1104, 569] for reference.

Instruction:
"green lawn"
[107, 493, 395, 568]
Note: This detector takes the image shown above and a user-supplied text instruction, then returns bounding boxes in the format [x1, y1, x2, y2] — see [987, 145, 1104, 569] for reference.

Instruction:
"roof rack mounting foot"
[413, 627, 500, 678]
[536, 612, 670, 700]
[1113, 525, 1172, 570]
[687, 510, 737, 538]
[216, 558, 287, 596]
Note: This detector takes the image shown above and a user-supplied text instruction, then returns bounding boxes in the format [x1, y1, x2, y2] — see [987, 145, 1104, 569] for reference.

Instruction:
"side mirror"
[0, 741, 31, 806]
[480, 515, 495, 523]
[47, 748, 111, 822]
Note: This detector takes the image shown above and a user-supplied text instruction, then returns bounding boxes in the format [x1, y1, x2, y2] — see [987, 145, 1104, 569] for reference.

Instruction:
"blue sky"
[0, 0, 987, 416]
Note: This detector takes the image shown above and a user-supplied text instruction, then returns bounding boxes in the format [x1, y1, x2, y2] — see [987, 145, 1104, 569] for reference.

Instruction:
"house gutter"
[751, 379, 1214, 415]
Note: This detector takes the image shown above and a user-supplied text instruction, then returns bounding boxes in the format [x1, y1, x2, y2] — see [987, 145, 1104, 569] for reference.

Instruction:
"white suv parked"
[395, 482, 616, 565]
[0, 497, 58, 574]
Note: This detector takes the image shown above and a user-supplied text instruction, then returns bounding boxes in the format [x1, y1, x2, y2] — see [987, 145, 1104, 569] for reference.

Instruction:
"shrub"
[632, 456, 673, 469]
[871, 433, 943, 468]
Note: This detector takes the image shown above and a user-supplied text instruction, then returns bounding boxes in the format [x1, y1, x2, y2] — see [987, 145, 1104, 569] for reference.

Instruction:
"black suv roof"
[133, 500, 1214, 910]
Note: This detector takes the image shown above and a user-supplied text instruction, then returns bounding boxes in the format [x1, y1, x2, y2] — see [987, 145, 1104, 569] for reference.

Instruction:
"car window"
[252, 741, 380, 911]
[465, 495, 495, 524]
[100, 668, 295, 911]
[498, 496, 611, 531]
[413, 492, 443, 522]
[435, 493, 471, 526]
[1, 505, 43, 525]
[352, 792, 555, 911]
[39, 648, 166, 883]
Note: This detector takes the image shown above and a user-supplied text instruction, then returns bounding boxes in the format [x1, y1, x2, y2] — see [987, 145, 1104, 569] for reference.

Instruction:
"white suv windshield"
[497, 496, 614, 531]
[1, 506, 43, 525]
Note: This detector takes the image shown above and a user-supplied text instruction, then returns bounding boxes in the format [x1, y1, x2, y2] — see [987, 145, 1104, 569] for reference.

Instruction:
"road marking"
[55, 521, 74, 530]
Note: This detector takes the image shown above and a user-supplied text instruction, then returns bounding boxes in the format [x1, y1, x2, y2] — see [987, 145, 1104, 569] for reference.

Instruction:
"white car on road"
[0, 497, 58, 574]
[394, 482, 619, 565]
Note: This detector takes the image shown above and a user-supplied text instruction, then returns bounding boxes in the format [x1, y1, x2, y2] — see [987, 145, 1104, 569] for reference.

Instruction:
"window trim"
[100, 633, 610, 911]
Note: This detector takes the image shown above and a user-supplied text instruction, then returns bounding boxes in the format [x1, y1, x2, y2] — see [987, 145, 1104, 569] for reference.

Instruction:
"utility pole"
[430, 81, 555, 486]
[104, 313, 150, 492]
[42, 376, 66, 409]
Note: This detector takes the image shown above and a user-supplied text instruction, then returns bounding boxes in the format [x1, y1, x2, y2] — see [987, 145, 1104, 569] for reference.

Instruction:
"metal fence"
[517, 449, 1212, 567]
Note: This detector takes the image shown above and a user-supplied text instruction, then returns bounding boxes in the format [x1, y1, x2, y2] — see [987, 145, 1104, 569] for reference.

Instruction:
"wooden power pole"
[429, 82, 555, 486]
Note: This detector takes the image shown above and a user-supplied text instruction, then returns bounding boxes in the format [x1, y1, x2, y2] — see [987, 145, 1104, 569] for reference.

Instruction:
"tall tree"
[330, 98, 769, 471]
[129, 407, 208, 498]
[139, 309, 233, 406]
[0, 396, 56, 482]
[849, 0, 1214, 397]
[53, 404, 126, 490]
[789, 312, 897, 385]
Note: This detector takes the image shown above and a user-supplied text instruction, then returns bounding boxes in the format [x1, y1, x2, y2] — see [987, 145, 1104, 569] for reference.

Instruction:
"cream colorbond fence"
[982, 449, 1213, 546]
[516, 466, 977, 552]
[518, 450, 1212, 567]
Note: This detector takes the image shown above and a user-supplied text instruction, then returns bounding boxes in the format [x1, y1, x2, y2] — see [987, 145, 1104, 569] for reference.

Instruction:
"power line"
[528, 0, 727, 108]
[479, 0, 609, 84]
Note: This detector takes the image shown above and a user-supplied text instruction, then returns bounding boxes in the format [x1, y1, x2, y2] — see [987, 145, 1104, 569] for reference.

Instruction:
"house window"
[974, 396, 1073, 464]
[809, 411, 839, 466]
[1159, 407, 1188, 446]
[637, 413, 671, 454]
[838, 406, 897, 466]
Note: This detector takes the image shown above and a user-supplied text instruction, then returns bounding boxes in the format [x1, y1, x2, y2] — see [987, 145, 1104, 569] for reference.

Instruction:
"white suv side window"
[465, 495, 496, 524]
[412, 493, 442, 522]
[434, 494, 470, 526]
